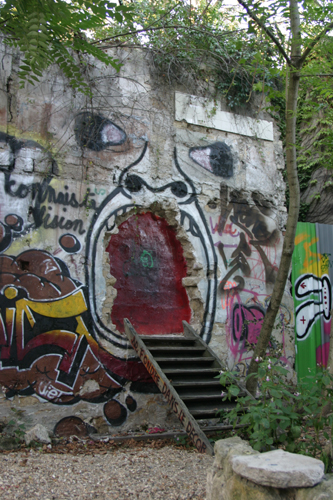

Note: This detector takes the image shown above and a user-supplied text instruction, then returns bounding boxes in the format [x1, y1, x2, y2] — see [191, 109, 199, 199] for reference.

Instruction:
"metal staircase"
[124, 319, 249, 456]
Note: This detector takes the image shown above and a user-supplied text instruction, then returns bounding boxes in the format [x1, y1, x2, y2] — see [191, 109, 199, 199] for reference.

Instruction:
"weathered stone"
[182, 276, 199, 287]
[25, 424, 51, 446]
[206, 467, 225, 500]
[224, 474, 294, 500]
[295, 473, 333, 500]
[206, 437, 260, 500]
[231, 449, 325, 488]
[214, 437, 259, 472]
[16, 395, 39, 406]
[214, 436, 248, 464]
[224, 444, 259, 482]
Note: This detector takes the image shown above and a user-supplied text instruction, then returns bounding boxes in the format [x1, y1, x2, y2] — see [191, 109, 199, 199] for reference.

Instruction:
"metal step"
[124, 319, 250, 456]
[170, 379, 222, 387]
[181, 393, 224, 401]
[140, 336, 196, 346]
[147, 346, 206, 353]
[154, 356, 215, 363]
[189, 403, 243, 419]
[163, 367, 220, 373]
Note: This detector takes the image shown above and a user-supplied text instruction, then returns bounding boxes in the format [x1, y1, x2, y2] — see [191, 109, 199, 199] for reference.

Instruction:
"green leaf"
[19, 65, 31, 72]
[279, 419, 291, 430]
[270, 389, 282, 399]
[229, 386, 240, 397]
[262, 418, 270, 429]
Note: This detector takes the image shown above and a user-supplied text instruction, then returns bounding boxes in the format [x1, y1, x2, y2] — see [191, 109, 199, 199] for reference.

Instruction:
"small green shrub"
[5, 408, 26, 443]
[218, 357, 333, 461]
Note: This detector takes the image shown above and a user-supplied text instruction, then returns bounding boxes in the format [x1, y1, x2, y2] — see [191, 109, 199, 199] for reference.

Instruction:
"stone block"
[214, 437, 256, 466]
[224, 474, 294, 500]
[207, 437, 260, 500]
[224, 444, 259, 482]
[231, 449, 325, 489]
[206, 467, 226, 500]
[25, 424, 51, 446]
[182, 276, 200, 287]
[295, 473, 333, 500]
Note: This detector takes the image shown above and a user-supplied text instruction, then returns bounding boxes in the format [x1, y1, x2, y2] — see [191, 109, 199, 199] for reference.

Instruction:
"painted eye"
[189, 141, 233, 178]
[101, 123, 126, 145]
[75, 112, 127, 151]
[59, 233, 81, 254]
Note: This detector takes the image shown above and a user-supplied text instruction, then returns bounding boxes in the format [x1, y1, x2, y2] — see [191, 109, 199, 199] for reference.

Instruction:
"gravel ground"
[0, 442, 213, 499]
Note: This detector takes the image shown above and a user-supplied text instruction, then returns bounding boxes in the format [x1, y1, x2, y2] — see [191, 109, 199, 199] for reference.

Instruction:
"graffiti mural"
[292, 222, 333, 378]
[294, 274, 331, 341]
[189, 142, 234, 178]
[0, 59, 288, 434]
[86, 144, 218, 348]
[0, 248, 156, 423]
[208, 187, 292, 371]
[0, 108, 220, 431]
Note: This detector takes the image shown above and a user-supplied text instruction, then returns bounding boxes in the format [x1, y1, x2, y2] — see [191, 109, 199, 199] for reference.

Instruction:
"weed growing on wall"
[4, 408, 26, 444]
[218, 358, 333, 465]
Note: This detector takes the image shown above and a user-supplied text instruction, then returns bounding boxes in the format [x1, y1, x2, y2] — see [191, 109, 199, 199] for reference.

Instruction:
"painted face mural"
[0, 111, 219, 431]
[0, 96, 291, 433]
[189, 142, 234, 178]
[85, 140, 217, 349]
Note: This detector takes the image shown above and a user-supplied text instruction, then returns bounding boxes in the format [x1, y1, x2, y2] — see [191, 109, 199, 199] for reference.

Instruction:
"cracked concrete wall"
[0, 44, 294, 436]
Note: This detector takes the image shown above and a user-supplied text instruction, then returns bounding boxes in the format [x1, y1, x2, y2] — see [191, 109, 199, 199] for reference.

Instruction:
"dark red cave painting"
[106, 212, 191, 335]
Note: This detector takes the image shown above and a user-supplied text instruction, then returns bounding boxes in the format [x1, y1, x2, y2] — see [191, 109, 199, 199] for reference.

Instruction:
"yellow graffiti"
[15, 289, 87, 319]
[9, 288, 98, 357]
[295, 232, 322, 274]
[0, 124, 64, 175]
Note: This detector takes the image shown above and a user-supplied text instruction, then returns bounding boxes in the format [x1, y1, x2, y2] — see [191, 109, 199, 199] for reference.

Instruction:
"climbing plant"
[93, 0, 282, 108]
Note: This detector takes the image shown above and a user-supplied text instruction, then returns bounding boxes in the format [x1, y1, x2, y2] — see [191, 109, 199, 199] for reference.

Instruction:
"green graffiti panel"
[292, 222, 332, 380]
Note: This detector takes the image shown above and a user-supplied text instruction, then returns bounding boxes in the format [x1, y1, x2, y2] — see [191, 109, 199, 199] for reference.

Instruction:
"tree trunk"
[246, 0, 301, 395]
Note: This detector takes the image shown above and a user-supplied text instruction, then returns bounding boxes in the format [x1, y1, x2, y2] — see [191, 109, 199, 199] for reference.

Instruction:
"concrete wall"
[0, 45, 294, 435]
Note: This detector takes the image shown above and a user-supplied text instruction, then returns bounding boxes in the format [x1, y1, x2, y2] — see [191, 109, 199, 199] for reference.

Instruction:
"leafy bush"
[218, 357, 333, 461]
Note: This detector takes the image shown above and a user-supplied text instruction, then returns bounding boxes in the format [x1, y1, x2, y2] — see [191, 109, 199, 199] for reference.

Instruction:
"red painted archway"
[106, 212, 191, 335]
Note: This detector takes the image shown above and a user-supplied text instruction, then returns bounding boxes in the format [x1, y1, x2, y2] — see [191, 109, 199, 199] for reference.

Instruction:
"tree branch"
[91, 25, 243, 45]
[300, 74, 333, 77]
[299, 20, 333, 66]
[236, 0, 291, 66]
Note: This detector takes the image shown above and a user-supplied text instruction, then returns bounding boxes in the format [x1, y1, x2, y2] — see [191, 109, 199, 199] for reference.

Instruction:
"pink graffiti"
[316, 342, 330, 367]
[209, 216, 239, 237]
[225, 288, 291, 367]
[221, 280, 237, 309]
